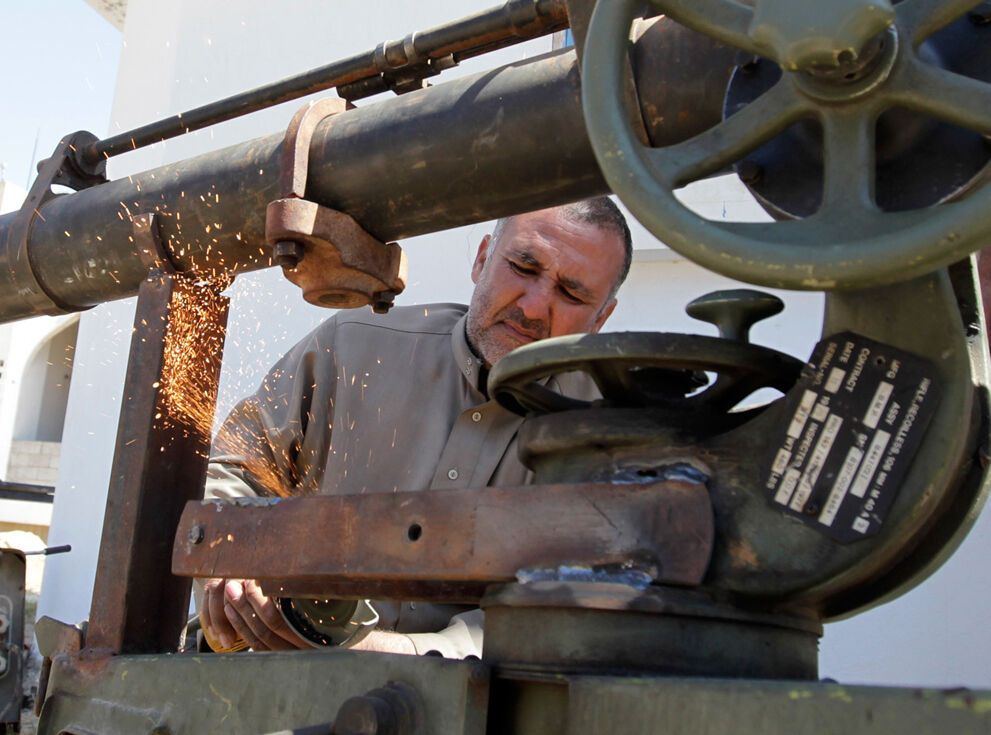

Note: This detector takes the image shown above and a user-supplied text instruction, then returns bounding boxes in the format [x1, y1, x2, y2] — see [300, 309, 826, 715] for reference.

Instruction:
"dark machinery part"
[488, 290, 802, 427]
[581, 0, 991, 289]
[0, 131, 107, 321]
[724, 8, 991, 218]
[0, 551, 25, 733]
[277, 598, 379, 648]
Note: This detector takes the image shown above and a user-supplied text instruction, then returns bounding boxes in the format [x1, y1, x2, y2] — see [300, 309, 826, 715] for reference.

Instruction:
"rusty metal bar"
[78, 0, 569, 165]
[171, 481, 714, 601]
[85, 270, 229, 656]
[0, 17, 734, 325]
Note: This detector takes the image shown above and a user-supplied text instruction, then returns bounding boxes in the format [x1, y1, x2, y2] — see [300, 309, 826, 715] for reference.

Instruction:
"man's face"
[466, 207, 624, 367]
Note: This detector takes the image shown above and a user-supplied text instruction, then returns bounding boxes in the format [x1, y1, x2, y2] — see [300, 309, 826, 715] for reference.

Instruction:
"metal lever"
[685, 289, 785, 343]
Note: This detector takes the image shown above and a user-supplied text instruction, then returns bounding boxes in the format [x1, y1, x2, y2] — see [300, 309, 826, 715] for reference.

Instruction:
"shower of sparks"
[158, 275, 230, 442]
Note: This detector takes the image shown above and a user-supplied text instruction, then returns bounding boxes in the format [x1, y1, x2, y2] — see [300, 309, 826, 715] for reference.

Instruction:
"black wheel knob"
[686, 289, 784, 343]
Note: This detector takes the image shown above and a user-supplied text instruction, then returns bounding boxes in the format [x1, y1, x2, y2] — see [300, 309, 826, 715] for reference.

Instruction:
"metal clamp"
[267, 99, 407, 313]
[0, 131, 107, 318]
[132, 213, 179, 276]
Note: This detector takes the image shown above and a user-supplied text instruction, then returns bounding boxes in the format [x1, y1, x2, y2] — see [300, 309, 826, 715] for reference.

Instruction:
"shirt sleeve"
[402, 609, 484, 659]
[206, 318, 339, 499]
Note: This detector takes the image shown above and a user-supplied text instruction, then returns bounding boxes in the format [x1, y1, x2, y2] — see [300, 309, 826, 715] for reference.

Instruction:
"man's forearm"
[348, 630, 417, 655]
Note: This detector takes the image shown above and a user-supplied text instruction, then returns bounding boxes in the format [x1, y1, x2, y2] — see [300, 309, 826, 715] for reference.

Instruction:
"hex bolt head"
[273, 240, 305, 268]
[334, 683, 421, 735]
[737, 160, 763, 185]
[188, 525, 205, 545]
[334, 695, 388, 735]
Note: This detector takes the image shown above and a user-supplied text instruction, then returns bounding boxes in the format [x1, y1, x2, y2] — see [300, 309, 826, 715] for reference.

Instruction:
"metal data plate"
[763, 332, 941, 543]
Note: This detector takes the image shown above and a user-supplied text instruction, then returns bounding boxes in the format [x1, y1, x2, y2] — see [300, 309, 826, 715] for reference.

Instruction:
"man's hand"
[200, 578, 309, 651]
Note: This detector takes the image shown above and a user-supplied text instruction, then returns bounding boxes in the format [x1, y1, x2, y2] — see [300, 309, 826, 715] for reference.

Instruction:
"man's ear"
[471, 234, 492, 284]
[591, 298, 617, 333]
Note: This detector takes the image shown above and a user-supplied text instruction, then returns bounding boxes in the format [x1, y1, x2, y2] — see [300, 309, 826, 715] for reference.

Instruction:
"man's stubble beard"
[466, 293, 549, 369]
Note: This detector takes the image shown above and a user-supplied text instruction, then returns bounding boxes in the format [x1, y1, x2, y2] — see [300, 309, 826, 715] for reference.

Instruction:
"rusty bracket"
[267, 98, 407, 313]
[172, 480, 714, 601]
[2, 131, 107, 318]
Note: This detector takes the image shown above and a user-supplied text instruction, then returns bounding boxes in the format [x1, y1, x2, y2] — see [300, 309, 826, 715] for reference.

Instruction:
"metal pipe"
[0, 17, 732, 324]
[78, 0, 569, 165]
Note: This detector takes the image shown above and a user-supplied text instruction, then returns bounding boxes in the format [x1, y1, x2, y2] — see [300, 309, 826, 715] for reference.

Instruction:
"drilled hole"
[407, 523, 422, 542]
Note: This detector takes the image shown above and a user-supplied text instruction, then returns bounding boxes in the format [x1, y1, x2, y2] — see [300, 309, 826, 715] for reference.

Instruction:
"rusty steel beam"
[0, 17, 734, 324]
[171, 481, 714, 601]
[85, 269, 229, 656]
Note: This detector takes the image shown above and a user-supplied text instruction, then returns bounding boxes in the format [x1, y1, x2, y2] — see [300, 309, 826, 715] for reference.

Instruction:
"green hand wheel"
[581, 0, 991, 289]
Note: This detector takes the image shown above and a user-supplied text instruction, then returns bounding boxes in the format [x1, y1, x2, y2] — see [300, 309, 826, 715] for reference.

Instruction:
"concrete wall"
[6, 441, 61, 487]
[35, 0, 991, 691]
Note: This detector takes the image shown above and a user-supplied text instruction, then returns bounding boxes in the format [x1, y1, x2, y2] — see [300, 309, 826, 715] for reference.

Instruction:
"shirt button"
[471, 411, 482, 423]
[447, 468, 459, 480]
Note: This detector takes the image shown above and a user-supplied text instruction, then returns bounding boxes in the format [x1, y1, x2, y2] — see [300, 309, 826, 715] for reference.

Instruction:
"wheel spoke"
[897, 0, 983, 45]
[894, 60, 991, 137]
[653, 0, 765, 57]
[648, 80, 808, 188]
[818, 109, 877, 216]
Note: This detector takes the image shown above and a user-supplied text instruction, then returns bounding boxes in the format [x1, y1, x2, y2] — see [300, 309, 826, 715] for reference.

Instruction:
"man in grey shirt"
[200, 197, 633, 656]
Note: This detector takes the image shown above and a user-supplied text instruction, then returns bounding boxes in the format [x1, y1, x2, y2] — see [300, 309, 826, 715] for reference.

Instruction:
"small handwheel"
[582, 0, 991, 289]
[487, 332, 803, 417]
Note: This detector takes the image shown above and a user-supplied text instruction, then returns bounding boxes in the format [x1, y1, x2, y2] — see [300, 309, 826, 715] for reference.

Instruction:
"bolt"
[737, 160, 763, 186]
[334, 683, 420, 735]
[371, 291, 395, 314]
[188, 525, 204, 545]
[334, 695, 387, 735]
[970, 4, 991, 25]
[273, 240, 305, 268]
[734, 50, 761, 74]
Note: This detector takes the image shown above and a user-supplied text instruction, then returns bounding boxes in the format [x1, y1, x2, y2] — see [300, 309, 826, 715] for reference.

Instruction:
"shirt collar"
[452, 313, 487, 396]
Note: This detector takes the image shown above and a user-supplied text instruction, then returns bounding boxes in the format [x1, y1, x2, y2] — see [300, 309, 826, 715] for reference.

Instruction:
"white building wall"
[0, 180, 79, 488]
[37, 0, 991, 691]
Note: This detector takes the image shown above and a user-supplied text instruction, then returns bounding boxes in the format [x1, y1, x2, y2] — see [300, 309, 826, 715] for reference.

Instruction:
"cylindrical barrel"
[0, 18, 734, 323]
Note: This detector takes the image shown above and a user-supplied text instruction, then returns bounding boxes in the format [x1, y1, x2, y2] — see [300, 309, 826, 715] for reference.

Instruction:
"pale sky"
[0, 1, 121, 190]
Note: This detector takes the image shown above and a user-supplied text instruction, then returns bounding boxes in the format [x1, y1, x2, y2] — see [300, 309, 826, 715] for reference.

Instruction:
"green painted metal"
[581, 0, 991, 289]
[748, 0, 895, 71]
[567, 677, 991, 734]
[36, 651, 991, 734]
[500, 265, 991, 620]
[38, 650, 488, 734]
